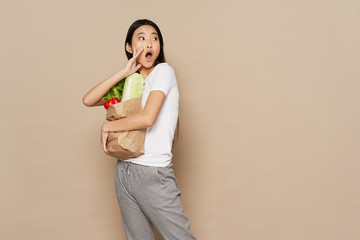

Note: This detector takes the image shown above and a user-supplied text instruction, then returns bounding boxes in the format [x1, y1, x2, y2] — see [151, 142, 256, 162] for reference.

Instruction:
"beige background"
[1, 0, 360, 239]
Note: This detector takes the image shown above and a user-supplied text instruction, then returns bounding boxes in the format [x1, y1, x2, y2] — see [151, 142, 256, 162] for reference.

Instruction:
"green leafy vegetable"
[102, 73, 145, 102]
[101, 78, 125, 101]
[121, 73, 145, 102]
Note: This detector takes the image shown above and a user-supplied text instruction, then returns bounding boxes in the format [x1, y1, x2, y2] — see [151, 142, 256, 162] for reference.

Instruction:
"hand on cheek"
[135, 45, 143, 55]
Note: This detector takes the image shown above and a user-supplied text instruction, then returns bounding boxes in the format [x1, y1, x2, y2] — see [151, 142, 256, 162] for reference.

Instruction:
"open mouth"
[145, 51, 153, 61]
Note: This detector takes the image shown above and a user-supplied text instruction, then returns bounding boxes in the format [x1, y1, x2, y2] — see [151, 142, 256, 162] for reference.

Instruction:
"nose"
[145, 41, 152, 48]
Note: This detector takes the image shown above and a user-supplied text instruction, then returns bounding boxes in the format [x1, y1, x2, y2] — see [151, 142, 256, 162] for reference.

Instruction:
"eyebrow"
[137, 32, 158, 36]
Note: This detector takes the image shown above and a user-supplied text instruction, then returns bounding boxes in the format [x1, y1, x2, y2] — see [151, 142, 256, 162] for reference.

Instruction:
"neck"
[139, 65, 156, 80]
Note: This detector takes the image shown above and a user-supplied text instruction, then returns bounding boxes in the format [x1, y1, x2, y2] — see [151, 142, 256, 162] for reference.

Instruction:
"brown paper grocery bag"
[106, 97, 143, 121]
[104, 97, 146, 160]
[105, 129, 146, 159]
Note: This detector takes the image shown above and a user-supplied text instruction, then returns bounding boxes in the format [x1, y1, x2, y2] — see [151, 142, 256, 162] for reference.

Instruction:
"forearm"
[102, 91, 166, 133]
[82, 68, 128, 107]
[102, 111, 151, 132]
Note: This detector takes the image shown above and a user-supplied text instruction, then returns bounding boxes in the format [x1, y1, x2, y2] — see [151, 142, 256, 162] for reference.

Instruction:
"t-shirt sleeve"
[150, 64, 176, 96]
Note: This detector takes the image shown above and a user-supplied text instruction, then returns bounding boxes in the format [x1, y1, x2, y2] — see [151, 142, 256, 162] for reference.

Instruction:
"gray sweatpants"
[114, 160, 196, 240]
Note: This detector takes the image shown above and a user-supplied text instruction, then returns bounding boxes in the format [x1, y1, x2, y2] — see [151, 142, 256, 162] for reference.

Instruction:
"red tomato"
[104, 97, 120, 109]
[111, 97, 120, 104]
[104, 101, 111, 109]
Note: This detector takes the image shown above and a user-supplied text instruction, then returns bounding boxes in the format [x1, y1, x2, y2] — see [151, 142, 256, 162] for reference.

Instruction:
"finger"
[136, 63, 142, 70]
[102, 134, 106, 149]
[102, 132, 109, 153]
[134, 47, 144, 59]
[105, 142, 108, 153]
[103, 142, 107, 153]
[101, 132, 105, 146]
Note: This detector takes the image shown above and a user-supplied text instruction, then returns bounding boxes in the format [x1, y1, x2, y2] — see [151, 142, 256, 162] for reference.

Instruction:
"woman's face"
[127, 25, 161, 69]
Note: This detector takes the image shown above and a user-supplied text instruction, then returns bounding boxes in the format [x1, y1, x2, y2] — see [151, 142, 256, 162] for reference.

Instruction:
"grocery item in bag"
[103, 73, 146, 160]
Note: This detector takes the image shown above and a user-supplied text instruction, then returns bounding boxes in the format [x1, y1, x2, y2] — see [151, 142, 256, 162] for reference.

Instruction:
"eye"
[139, 36, 145, 40]
[152, 37, 158, 40]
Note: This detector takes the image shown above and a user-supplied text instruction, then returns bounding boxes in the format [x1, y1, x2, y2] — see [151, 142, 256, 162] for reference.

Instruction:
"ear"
[126, 43, 133, 54]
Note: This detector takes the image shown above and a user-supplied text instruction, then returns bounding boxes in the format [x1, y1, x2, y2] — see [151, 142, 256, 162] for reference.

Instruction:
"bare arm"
[82, 69, 128, 107]
[82, 47, 144, 107]
[102, 90, 166, 132]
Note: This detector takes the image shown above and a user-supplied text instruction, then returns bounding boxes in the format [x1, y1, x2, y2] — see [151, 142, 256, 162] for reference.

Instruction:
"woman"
[82, 19, 196, 240]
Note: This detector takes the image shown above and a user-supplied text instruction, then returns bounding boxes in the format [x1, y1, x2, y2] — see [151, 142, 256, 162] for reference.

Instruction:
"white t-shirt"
[123, 62, 179, 167]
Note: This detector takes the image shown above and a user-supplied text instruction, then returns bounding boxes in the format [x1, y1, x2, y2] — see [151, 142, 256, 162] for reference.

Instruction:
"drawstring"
[120, 162, 131, 176]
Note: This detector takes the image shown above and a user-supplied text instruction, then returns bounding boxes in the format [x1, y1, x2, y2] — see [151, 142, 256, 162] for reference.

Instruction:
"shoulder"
[150, 63, 177, 91]
[155, 62, 175, 74]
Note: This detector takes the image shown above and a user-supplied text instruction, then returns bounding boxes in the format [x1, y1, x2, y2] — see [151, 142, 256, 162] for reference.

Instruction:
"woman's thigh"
[114, 162, 155, 240]
[129, 163, 196, 240]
